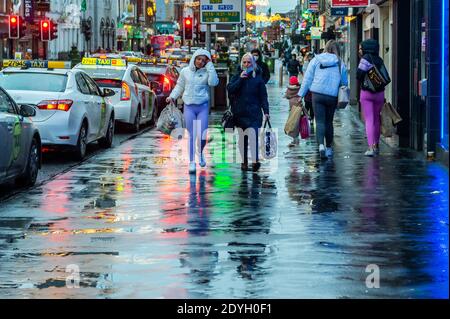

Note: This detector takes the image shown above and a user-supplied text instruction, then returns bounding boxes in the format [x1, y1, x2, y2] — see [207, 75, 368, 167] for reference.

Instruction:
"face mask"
[253, 55, 259, 61]
[245, 66, 254, 75]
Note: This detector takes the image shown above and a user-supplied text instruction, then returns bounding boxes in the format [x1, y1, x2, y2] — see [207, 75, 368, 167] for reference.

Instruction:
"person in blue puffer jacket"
[298, 40, 348, 159]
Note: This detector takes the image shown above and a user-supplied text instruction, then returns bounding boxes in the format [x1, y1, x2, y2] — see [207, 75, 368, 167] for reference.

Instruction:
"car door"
[75, 72, 98, 141]
[0, 93, 13, 180]
[82, 73, 106, 139]
[137, 68, 153, 119]
[131, 68, 149, 121]
[0, 89, 25, 179]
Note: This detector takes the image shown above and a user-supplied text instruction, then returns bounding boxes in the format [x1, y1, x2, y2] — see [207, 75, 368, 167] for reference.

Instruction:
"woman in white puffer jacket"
[167, 48, 219, 174]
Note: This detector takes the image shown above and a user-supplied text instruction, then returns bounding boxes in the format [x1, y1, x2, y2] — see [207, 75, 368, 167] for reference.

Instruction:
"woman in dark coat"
[227, 53, 270, 172]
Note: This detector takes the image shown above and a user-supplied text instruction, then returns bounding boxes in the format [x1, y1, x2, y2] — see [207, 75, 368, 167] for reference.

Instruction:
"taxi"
[0, 86, 41, 186]
[0, 60, 116, 160]
[129, 58, 180, 119]
[74, 57, 156, 131]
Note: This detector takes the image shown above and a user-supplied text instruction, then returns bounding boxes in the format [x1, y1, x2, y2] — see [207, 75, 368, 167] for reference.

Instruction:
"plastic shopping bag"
[157, 102, 185, 136]
[260, 119, 277, 160]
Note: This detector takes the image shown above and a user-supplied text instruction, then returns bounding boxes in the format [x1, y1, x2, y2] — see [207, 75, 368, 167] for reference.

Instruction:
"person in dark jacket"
[287, 54, 302, 77]
[227, 53, 270, 172]
[251, 48, 271, 84]
[357, 39, 387, 157]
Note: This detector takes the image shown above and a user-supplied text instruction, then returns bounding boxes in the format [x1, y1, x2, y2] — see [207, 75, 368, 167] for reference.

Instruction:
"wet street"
[0, 77, 448, 299]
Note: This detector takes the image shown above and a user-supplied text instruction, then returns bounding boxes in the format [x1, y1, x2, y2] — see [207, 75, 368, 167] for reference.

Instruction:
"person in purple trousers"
[357, 39, 389, 157]
[167, 49, 219, 173]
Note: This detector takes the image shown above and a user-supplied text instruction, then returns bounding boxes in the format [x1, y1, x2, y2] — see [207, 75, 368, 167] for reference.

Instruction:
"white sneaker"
[364, 149, 375, 157]
[326, 147, 333, 158]
[199, 154, 206, 168]
[319, 144, 326, 158]
[189, 162, 196, 174]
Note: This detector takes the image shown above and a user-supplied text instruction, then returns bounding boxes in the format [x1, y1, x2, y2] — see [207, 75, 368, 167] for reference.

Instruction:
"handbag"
[362, 54, 391, 93]
[221, 108, 235, 129]
[299, 108, 310, 139]
[260, 119, 277, 160]
[284, 103, 302, 138]
[337, 60, 349, 109]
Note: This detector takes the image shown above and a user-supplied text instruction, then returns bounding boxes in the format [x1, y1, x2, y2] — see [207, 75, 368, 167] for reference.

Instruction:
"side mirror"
[19, 104, 36, 117]
[103, 88, 116, 97]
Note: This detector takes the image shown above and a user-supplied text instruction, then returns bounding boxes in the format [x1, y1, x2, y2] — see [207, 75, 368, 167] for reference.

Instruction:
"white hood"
[188, 49, 212, 72]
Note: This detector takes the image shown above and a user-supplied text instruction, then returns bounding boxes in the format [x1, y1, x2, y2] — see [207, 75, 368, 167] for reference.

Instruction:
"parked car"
[0, 60, 116, 160]
[74, 57, 156, 131]
[0, 86, 41, 186]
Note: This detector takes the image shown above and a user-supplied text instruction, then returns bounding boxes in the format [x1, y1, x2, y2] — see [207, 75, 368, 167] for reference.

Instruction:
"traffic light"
[19, 16, 26, 38]
[40, 19, 51, 41]
[82, 19, 92, 42]
[184, 17, 193, 40]
[50, 20, 58, 40]
[8, 15, 19, 39]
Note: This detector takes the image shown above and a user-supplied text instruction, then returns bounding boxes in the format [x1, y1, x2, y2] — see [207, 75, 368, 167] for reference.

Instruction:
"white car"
[74, 57, 156, 132]
[0, 60, 116, 160]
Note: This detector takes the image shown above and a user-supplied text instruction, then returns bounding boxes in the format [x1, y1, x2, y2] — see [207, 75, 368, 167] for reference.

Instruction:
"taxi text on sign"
[331, 0, 369, 7]
[200, 0, 243, 24]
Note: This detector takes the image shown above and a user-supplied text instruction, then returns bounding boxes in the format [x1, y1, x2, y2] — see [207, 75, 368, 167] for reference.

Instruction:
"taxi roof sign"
[82, 57, 127, 67]
[2, 60, 71, 69]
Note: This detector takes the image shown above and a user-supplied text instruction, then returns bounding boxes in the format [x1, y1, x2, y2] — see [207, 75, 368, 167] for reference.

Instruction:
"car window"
[82, 73, 102, 96]
[137, 70, 149, 86]
[0, 90, 17, 114]
[76, 73, 91, 95]
[130, 69, 141, 84]
[0, 72, 67, 92]
[171, 67, 179, 78]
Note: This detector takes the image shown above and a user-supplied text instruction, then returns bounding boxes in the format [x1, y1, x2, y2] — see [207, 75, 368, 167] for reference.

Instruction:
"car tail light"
[163, 76, 171, 93]
[37, 100, 73, 112]
[121, 82, 131, 101]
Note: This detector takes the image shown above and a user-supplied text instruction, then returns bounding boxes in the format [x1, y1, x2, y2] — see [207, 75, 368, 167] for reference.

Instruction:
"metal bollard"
[279, 65, 283, 87]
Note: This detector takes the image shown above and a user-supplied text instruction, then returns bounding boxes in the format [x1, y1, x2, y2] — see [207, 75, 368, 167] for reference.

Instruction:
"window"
[82, 74, 102, 96]
[76, 73, 91, 95]
[130, 69, 141, 84]
[137, 69, 149, 86]
[0, 73, 67, 92]
[0, 90, 17, 114]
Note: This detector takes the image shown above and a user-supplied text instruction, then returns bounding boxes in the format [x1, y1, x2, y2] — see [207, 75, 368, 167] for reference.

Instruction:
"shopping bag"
[156, 102, 185, 136]
[299, 112, 310, 139]
[221, 108, 235, 130]
[260, 119, 277, 160]
[284, 104, 302, 138]
[337, 85, 350, 109]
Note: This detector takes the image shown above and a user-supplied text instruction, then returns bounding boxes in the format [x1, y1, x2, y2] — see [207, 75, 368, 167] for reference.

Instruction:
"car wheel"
[131, 108, 141, 133]
[75, 122, 88, 160]
[99, 115, 114, 148]
[16, 137, 40, 187]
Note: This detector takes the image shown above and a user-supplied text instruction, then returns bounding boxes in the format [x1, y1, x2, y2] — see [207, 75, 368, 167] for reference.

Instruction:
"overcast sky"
[269, 0, 298, 14]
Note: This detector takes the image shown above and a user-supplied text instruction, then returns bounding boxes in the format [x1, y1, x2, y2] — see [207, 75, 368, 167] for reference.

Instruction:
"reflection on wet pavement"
[0, 83, 448, 299]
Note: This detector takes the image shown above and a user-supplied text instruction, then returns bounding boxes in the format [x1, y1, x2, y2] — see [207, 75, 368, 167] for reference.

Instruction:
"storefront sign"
[309, 0, 319, 11]
[331, 7, 349, 16]
[331, 0, 369, 7]
[24, 0, 34, 23]
[200, 0, 243, 24]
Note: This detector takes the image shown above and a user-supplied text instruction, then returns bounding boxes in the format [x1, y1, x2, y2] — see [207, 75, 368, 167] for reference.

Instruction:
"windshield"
[77, 67, 125, 80]
[0, 72, 67, 92]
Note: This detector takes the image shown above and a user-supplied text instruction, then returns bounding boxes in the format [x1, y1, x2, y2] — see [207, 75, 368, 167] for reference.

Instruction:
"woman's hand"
[264, 114, 270, 121]
[240, 71, 248, 78]
[166, 97, 175, 104]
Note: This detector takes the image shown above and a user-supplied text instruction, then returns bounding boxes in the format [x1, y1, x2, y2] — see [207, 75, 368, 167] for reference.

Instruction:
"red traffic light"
[8, 15, 19, 39]
[43, 22, 49, 28]
[10, 16, 17, 24]
[186, 19, 191, 26]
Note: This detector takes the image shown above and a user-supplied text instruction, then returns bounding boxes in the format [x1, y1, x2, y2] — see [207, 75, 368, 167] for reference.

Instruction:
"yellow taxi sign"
[2, 59, 71, 69]
[81, 57, 127, 67]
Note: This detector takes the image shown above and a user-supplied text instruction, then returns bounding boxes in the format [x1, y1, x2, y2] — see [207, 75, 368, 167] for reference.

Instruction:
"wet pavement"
[0, 71, 448, 299]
